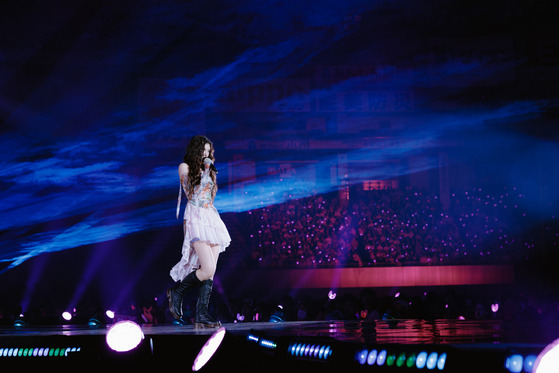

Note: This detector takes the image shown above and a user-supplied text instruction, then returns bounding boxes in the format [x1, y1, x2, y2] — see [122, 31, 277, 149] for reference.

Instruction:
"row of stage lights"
[247, 332, 447, 369]
[14, 309, 116, 328]
[2, 321, 144, 359]
[246, 333, 334, 362]
[0, 347, 81, 358]
[62, 309, 115, 326]
[240, 331, 559, 372]
[289, 342, 333, 360]
[506, 354, 537, 373]
[356, 349, 447, 370]
[247, 331, 445, 369]
[4, 319, 558, 372]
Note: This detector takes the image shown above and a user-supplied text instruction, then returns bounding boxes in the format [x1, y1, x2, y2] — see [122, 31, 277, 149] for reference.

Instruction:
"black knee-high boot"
[167, 271, 202, 320]
[194, 279, 221, 328]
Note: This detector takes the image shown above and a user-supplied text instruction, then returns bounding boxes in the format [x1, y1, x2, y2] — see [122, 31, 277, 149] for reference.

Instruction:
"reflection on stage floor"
[1, 319, 556, 345]
[0, 319, 557, 371]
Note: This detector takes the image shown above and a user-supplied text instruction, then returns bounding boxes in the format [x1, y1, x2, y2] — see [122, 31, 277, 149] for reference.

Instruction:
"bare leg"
[210, 243, 221, 271]
[193, 241, 217, 281]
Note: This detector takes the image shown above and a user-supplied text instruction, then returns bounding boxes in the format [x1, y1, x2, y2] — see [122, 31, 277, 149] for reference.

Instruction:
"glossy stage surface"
[1, 319, 555, 344]
[1, 319, 556, 372]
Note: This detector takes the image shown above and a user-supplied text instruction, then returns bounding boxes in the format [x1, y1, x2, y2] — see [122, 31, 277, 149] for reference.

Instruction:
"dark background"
[1, 0, 558, 319]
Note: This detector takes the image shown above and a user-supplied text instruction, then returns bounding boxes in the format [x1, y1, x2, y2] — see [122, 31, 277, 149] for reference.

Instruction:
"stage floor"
[1, 318, 556, 344]
[1, 319, 557, 371]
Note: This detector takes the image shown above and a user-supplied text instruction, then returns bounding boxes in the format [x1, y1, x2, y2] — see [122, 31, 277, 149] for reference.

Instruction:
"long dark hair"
[183, 135, 217, 200]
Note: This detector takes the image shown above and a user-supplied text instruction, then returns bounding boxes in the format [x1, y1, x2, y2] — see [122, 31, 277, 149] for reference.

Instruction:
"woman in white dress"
[168, 135, 231, 328]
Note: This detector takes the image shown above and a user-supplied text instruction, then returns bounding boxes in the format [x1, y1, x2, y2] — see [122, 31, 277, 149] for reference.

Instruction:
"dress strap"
[176, 180, 182, 219]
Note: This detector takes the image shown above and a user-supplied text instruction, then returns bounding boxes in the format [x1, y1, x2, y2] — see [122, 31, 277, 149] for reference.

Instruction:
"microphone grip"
[203, 158, 218, 173]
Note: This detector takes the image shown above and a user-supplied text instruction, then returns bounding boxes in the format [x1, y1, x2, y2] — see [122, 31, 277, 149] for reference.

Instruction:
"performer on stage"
[168, 135, 231, 328]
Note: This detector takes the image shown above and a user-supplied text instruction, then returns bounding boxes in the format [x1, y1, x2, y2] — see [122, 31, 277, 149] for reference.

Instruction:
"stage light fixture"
[321, 345, 332, 359]
[534, 338, 559, 373]
[356, 349, 368, 365]
[269, 308, 285, 322]
[524, 354, 537, 372]
[292, 343, 301, 356]
[62, 311, 72, 321]
[105, 320, 144, 353]
[259, 338, 277, 350]
[437, 352, 447, 370]
[88, 316, 102, 327]
[13, 314, 27, 327]
[377, 349, 387, 366]
[426, 352, 438, 369]
[192, 327, 227, 372]
[367, 349, 378, 365]
[247, 334, 259, 343]
[106, 310, 115, 319]
[506, 354, 523, 373]
[416, 351, 428, 369]
[396, 352, 406, 367]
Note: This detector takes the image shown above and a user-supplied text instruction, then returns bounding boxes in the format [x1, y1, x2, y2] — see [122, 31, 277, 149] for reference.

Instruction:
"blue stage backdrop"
[0, 0, 558, 310]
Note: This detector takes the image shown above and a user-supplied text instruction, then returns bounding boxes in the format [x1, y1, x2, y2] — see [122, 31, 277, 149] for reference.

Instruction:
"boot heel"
[194, 321, 221, 329]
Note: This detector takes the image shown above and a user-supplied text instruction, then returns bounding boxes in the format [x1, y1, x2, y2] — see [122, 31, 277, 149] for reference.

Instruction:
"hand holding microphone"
[203, 157, 218, 173]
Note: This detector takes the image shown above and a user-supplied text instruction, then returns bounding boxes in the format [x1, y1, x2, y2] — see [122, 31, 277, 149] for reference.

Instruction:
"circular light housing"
[192, 327, 227, 371]
[535, 338, 559, 373]
[106, 320, 144, 352]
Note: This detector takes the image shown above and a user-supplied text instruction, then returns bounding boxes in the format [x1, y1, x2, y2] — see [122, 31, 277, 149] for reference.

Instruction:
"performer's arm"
[179, 163, 189, 185]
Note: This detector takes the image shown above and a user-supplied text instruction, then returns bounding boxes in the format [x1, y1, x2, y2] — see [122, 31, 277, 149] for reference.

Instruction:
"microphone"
[203, 158, 218, 173]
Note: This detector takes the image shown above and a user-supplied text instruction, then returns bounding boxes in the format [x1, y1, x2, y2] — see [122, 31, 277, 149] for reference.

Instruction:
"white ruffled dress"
[170, 166, 231, 282]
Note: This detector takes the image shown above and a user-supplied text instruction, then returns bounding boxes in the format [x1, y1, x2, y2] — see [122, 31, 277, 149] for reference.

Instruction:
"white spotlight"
[62, 311, 72, 321]
[535, 338, 559, 373]
[106, 320, 144, 352]
[192, 327, 227, 371]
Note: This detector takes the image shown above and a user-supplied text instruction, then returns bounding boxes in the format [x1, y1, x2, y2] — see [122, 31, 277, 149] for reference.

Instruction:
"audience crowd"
[237, 185, 558, 268]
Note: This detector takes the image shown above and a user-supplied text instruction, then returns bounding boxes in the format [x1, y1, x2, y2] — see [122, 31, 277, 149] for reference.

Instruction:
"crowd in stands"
[237, 185, 558, 268]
